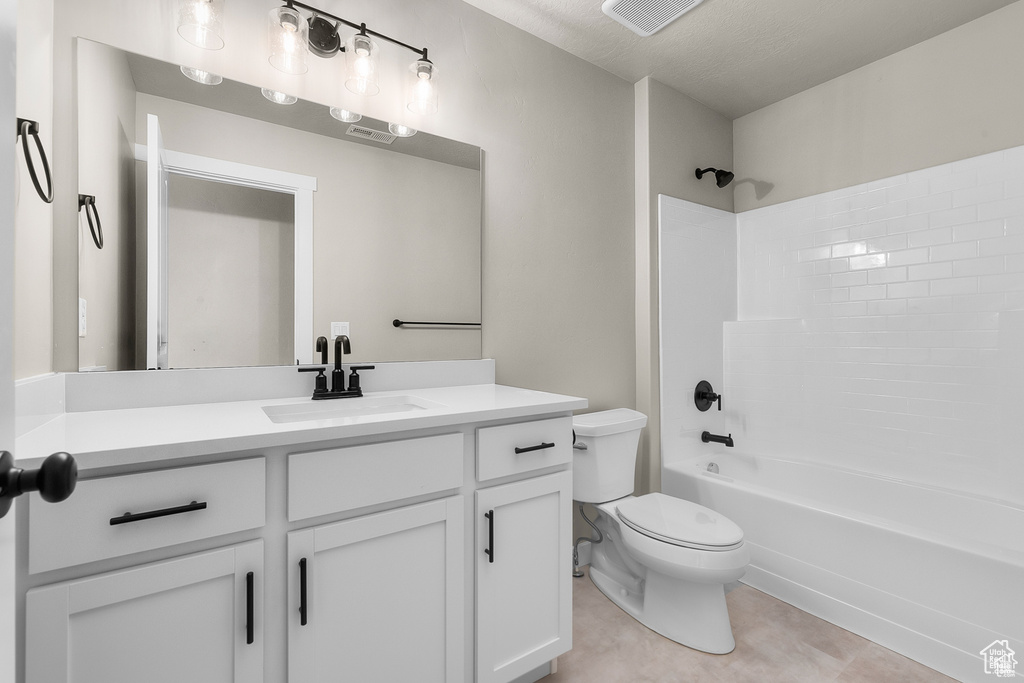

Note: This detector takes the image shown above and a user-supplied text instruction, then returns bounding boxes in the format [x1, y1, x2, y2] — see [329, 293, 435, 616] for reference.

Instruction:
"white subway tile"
[1006, 254, 1024, 272]
[951, 293, 1006, 312]
[887, 281, 930, 299]
[814, 228, 852, 245]
[887, 214, 929, 234]
[866, 234, 908, 253]
[952, 219, 1005, 242]
[832, 271, 868, 288]
[868, 299, 907, 315]
[929, 277, 978, 296]
[979, 272, 1024, 292]
[867, 267, 908, 285]
[832, 211, 869, 229]
[851, 219, 893, 239]
[980, 234, 1024, 256]
[907, 192, 952, 216]
[928, 242, 978, 262]
[928, 205, 978, 229]
[829, 258, 851, 273]
[888, 248, 930, 266]
[831, 242, 868, 258]
[849, 253, 887, 270]
[907, 227, 952, 248]
[798, 245, 831, 262]
[831, 301, 868, 317]
[849, 285, 887, 301]
[952, 256, 1004, 277]
[953, 183, 1004, 208]
[887, 179, 930, 203]
[907, 296, 952, 314]
[978, 196, 1024, 221]
[908, 262, 953, 281]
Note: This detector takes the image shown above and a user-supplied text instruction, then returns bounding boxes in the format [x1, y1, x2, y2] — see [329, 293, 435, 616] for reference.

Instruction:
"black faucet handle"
[298, 366, 328, 394]
[347, 365, 376, 393]
[694, 380, 723, 412]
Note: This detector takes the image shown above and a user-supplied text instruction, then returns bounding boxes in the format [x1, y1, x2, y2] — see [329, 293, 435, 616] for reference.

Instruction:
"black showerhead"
[695, 167, 735, 188]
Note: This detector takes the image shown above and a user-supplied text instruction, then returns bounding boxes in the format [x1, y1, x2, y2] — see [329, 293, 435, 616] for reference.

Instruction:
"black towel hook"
[78, 194, 104, 250]
[16, 118, 53, 204]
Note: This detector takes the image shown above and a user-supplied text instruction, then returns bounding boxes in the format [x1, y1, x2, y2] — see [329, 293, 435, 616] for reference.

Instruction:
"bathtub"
[662, 453, 1024, 682]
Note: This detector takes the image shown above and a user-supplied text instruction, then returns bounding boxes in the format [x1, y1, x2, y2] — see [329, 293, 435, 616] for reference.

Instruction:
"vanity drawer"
[476, 416, 572, 482]
[288, 433, 464, 522]
[29, 458, 266, 574]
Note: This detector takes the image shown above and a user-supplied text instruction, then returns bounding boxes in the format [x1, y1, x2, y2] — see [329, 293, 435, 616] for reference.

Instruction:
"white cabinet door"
[26, 540, 263, 683]
[476, 471, 572, 683]
[288, 497, 464, 683]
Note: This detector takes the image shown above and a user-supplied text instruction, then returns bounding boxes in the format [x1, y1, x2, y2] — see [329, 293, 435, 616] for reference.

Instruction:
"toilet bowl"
[573, 409, 748, 654]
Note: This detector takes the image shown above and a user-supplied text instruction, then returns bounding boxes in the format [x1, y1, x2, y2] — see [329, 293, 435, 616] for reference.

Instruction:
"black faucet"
[333, 335, 351, 392]
[701, 431, 734, 447]
[298, 335, 375, 400]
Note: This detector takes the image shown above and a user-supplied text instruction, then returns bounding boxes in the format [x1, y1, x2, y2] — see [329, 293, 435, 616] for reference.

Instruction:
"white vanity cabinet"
[475, 418, 574, 683]
[287, 497, 464, 683]
[26, 540, 264, 683]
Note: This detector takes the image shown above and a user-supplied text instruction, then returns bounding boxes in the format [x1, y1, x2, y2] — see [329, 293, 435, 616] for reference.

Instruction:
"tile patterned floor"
[547, 569, 955, 683]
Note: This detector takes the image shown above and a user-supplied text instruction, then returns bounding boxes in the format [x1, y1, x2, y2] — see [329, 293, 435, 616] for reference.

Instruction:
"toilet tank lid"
[573, 408, 648, 437]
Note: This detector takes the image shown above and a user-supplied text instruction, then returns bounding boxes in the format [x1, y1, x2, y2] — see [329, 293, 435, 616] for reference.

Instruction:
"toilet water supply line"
[573, 503, 603, 578]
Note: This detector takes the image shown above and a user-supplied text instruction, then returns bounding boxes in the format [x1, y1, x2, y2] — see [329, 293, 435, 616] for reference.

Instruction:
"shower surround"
[658, 143, 1024, 681]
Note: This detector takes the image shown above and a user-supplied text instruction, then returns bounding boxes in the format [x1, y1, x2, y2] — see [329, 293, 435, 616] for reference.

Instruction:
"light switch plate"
[331, 322, 350, 338]
[78, 298, 87, 337]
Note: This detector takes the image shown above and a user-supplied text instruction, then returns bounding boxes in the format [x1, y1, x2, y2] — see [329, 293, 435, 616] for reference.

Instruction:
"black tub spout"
[701, 431, 734, 447]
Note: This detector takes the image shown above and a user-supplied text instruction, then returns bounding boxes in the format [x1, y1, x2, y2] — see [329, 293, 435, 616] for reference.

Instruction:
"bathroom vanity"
[14, 361, 585, 683]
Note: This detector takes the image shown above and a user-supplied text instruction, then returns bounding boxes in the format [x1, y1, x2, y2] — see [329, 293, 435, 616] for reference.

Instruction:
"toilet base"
[589, 564, 737, 654]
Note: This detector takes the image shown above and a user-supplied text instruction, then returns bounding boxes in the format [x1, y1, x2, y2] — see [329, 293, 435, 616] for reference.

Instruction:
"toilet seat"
[616, 493, 743, 551]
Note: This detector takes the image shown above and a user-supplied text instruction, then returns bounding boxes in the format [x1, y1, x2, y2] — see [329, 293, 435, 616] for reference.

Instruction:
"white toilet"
[573, 409, 748, 654]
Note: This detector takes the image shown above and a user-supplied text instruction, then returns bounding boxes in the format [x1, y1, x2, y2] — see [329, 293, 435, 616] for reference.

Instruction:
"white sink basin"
[262, 395, 446, 424]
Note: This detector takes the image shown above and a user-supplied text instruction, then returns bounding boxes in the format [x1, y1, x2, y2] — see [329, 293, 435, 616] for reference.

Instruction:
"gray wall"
[635, 77, 732, 494]
[734, 1, 1024, 212]
[33, 0, 636, 418]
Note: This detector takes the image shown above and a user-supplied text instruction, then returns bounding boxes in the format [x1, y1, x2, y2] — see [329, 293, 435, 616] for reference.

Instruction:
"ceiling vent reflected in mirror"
[602, 0, 706, 37]
[346, 125, 397, 145]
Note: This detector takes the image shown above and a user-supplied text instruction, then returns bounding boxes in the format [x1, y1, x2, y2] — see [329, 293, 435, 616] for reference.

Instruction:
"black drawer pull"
[484, 510, 494, 564]
[109, 500, 207, 525]
[514, 442, 555, 454]
[245, 571, 255, 645]
[299, 558, 308, 626]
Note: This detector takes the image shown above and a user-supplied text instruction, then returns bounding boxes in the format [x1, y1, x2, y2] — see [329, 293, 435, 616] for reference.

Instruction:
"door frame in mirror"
[135, 139, 315, 367]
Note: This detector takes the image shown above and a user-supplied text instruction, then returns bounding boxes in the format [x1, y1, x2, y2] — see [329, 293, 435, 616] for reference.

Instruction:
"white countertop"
[15, 383, 588, 471]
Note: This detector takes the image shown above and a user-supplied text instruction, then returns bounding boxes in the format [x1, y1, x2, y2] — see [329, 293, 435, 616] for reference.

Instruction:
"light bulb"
[268, 6, 309, 75]
[345, 33, 380, 96]
[180, 65, 223, 85]
[406, 59, 438, 115]
[388, 122, 416, 138]
[261, 88, 297, 105]
[330, 108, 362, 123]
[177, 0, 224, 50]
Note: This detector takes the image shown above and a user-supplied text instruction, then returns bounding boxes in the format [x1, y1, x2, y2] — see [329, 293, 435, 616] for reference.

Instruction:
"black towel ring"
[78, 194, 104, 250]
[16, 118, 53, 204]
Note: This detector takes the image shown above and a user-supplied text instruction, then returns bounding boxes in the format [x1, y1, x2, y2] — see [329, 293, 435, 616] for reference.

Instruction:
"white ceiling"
[459, 0, 1019, 119]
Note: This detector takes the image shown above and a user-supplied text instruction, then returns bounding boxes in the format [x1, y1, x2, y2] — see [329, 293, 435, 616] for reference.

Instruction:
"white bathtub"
[662, 453, 1024, 682]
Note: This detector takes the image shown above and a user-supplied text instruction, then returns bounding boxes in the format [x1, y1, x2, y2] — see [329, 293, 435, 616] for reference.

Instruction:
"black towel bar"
[393, 319, 481, 328]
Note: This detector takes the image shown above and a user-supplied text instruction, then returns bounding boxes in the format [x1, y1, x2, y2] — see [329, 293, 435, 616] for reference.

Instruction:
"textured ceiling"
[459, 0, 1019, 119]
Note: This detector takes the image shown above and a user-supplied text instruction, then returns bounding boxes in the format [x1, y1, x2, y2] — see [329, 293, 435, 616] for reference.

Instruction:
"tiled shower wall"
[728, 145, 1024, 504]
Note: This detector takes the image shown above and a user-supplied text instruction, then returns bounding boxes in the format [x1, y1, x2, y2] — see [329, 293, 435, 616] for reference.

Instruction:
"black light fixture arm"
[284, 0, 429, 59]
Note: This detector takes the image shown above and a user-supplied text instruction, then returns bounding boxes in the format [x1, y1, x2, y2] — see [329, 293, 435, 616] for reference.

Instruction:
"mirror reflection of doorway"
[167, 176, 294, 369]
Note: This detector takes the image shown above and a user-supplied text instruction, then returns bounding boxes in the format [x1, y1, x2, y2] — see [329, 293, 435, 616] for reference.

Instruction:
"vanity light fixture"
[268, 5, 310, 75]
[388, 122, 416, 138]
[180, 65, 223, 85]
[177, 0, 225, 50]
[407, 58, 438, 115]
[261, 88, 298, 105]
[330, 107, 362, 123]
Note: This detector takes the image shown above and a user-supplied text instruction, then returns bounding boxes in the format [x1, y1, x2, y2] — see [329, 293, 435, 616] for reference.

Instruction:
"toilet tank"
[572, 409, 648, 504]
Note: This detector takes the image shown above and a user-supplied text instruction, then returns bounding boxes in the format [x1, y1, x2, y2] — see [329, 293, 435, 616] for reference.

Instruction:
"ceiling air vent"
[345, 125, 396, 145]
[601, 0, 706, 37]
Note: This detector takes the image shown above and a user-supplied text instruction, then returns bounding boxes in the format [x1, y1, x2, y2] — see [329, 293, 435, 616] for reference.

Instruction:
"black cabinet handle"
[484, 510, 494, 563]
[299, 558, 308, 626]
[245, 571, 255, 645]
[109, 500, 207, 525]
[514, 442, 555, 454]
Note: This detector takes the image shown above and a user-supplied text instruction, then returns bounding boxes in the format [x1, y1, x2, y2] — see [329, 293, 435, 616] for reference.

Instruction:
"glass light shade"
[177, 0, 225, 50]
[388, 122, 416, 138]
[329, 107, 362, 123]
[344, 33, 380, 96]
[268, 6, 309, 75]
[180, 65, 223, 85]
[261, 88, 298, 105]
[406, 59, 438, 115]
